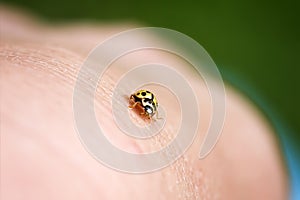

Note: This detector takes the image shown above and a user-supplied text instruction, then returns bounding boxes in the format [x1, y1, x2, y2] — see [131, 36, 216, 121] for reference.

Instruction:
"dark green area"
[3, 1, 299, 142]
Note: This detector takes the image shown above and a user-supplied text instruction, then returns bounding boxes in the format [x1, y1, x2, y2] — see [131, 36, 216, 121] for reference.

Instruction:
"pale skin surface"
[0, 5, 288, 200]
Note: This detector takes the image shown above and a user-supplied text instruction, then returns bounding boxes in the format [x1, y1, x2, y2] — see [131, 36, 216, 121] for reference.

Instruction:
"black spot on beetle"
[133, 95, 142, 103]
[141, 92, 146, 96]
[143, 98, 152, 103]
[137, 92, 140, 95]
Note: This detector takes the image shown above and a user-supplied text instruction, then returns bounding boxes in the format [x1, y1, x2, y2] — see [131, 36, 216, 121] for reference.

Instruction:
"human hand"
[0, 5, 288, 200]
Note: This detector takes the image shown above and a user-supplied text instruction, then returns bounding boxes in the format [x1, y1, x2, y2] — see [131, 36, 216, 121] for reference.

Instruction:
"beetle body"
[128, 89, 158, 119]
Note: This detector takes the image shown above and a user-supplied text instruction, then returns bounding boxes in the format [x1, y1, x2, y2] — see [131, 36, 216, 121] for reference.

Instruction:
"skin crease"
[0, 5, 288, 200]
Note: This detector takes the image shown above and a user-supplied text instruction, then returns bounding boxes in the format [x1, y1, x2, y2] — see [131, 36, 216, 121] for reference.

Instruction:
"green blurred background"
[3, 1, 299, 146]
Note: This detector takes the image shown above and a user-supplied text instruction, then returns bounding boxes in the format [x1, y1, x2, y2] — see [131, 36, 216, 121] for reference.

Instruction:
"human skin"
[0, 5, 288, 200]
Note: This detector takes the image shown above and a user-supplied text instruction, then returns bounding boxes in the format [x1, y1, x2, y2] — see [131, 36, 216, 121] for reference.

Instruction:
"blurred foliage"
[3, 0, 299, 142]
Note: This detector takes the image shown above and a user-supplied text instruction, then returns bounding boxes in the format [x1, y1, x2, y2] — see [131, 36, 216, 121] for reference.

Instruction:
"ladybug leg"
[140, 111, 145, 115]
[128, 102, 139, 109]
[143, 113, 151, 120]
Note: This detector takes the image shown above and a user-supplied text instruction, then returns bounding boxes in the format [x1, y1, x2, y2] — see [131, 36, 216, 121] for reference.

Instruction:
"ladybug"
[128, 89, 159, 119]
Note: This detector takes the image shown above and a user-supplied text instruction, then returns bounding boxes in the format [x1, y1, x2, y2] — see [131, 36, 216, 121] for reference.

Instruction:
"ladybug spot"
[146, 91, 150, 93]
[137, 92, 140, 95]
[142, 92, 146, 96]
[152, 102, 155, 106]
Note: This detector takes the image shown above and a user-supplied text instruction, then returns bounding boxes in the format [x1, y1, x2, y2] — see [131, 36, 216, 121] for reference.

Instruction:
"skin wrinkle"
[151, 126, 206, 200]
[0, 43, 81, 87]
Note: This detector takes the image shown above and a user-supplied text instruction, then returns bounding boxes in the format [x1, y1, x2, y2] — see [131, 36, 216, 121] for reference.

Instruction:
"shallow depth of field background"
[2, 1, 299, 150]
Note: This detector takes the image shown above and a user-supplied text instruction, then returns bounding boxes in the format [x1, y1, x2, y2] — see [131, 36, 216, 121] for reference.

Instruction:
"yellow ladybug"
[128, 89, 159, 119]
